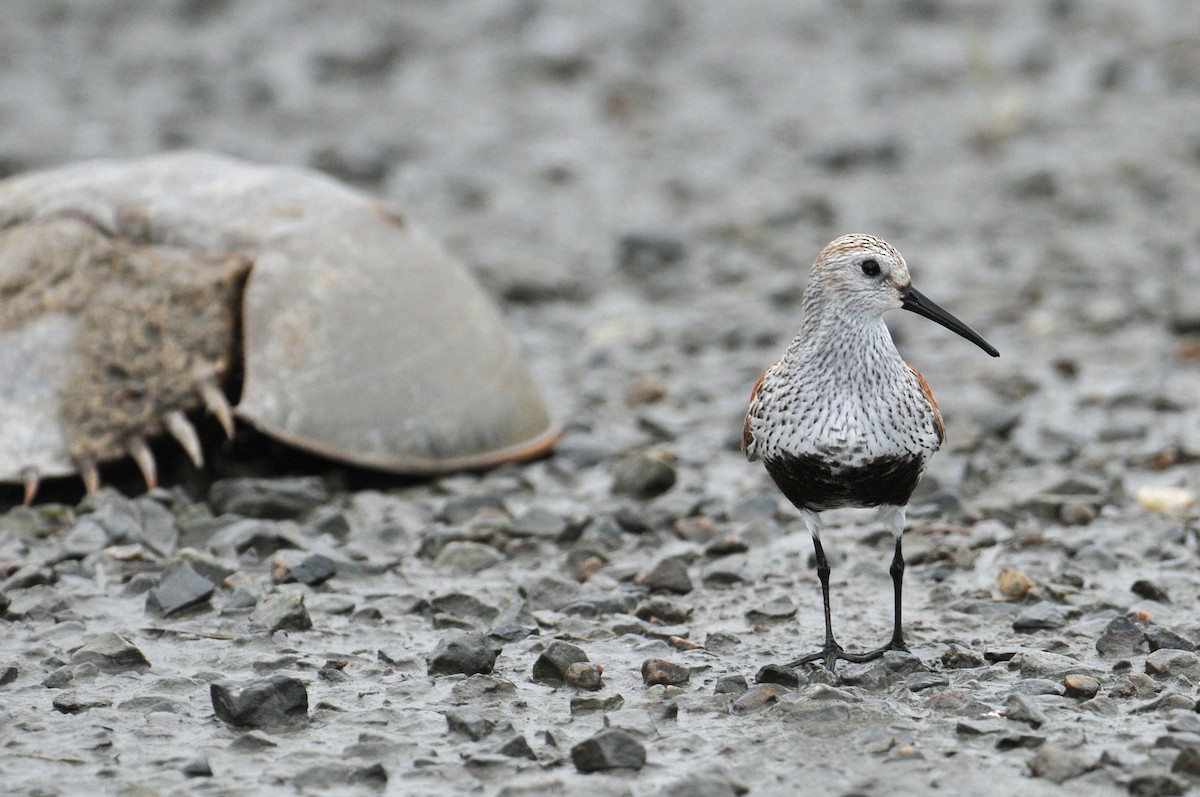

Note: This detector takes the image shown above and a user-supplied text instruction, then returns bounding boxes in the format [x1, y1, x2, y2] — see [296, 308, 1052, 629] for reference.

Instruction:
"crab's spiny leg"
[129, 437, 157, 491]
[164, 411, 204, 468]
[21, 467, 39, 506]
[198, 377, 235, 439]
[80, 458, 100, 496]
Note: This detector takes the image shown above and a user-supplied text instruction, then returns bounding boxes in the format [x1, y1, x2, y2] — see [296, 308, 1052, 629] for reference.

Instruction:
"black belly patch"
[763, 452, 925, 512]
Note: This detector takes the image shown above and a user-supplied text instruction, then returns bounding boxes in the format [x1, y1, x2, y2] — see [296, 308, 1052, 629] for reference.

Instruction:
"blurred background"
[3, 0, 1200, 502]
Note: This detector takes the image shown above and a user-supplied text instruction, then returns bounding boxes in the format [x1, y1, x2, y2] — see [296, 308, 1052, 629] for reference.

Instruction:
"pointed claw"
[129, 437, 158, 491]
[21, 467, 39, 506]
[198, 378, 235, 439]
[80, 458, 100, 496]
[164, 410, 204, 468]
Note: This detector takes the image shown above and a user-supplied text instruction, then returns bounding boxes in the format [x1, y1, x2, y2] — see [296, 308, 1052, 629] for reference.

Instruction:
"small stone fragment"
[507, 508, 568, 540]
[1096, 615, 1146, 657]
[445, 707, 496, 740]
[611, 450, 676, 499]
[71, 631, 150, 673]
[1004, 693, 1049, 728]
[0, 665, 17, 686]
[906, 672, 949, 692]
[733, 684, 785, 714]
[1131, 771, 1189, 797]
[1062, 674, 1100, 699]
[941, 644, 986, 669]
[714, 674, 748, 695]
[1026, 744, 1096, 783]
[496, 735, 537, 760]
[1131, 579, 1171, 603]
[428, 631, 502, 676]
[181, 757, 213, 778]
[658, 771, 749, 797]
[432, 541, 504, 575]
[840, 652, 925, 690]
[565, 662, 604, 690]
[634, 557, 692, 594]
[1136, 486, 1195, 515]
[1145, 625, 1196, 653]
[635, 596, 693, 624]
[746, 596, 797, 621]
[755, 664, 802, 688]
[995, 566, 1033, 600]
[641, 658, 690, 687]
[252, 591, 313, 631]
[532, 641, 589, 685]
[571, 694, 625, 714]
[1146, 649, 1200, 680]
[210, 675, 308, 729]
[1012, 602, 1066, 631]
[617, 232, 685, 276]
[274, 552, 337, 586]
[145, 561, 215, 617]
[571, 729, 646, 772]
[209, 477, 329, 520]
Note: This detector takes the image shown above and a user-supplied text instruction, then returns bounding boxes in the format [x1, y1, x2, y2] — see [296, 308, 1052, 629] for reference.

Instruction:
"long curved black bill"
[901, 286, 999, 357]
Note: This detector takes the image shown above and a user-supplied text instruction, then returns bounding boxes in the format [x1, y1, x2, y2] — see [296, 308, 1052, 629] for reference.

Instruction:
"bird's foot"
[785, 638, 909, 673]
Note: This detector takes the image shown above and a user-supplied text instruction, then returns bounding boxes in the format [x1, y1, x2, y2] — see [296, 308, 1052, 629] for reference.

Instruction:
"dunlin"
[743, 234, 998, 671]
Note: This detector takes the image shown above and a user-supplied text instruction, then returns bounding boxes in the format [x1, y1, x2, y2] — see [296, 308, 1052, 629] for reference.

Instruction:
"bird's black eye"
[861, 259, 881, 277]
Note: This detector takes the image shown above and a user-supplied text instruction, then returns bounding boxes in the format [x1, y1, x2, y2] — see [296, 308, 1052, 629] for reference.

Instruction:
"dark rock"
[208, 477, 329, 520]
[941, 644, 986, 669]
[445, 707, 496, 740]
[755, 664, 801, 688]
[617, 232, 685, 276]
[1014, 678, 1066, 696]
[1096, 615, 1146, 657]
[840, 652, 925, 689]
[1063, 674, 1100, 699]
[705, 534, 749, 557]
[1, 565, 55, 592]
[210, 675, 308, 729]
[565, 662, 605, 690]
[450, 674, 517, 703]
[635, 596, 693, 624]
[1004, 693, 1049, 728]
[0, 664, 17, 686]
[611, 450, 676, 499]
[1132, 579, 1171, 603]
[641, 658, 690, 686]
[252, 591, 313, 631]
[53, 693, 110, 714]
[811, 137, 902, 172]
[571, 729, 646, 772]
[1145, 625, 1196, 653]
[1146, 649, 1200, 680]
[489, 623, 537, 642]
[1026, 744, 1096, 783]
[1129, 771, 1189, 797]
[634, 557, 692, 595]
[174, 548, 236, 586]
[145, 561, 215, 617]
[532, 641, 589, 685]
[71, 631, 150, 673]
[292, 762, 388, 788]
[1172, 746, 1200, 778]
[302, 508, 352, 540]
[181, 757, 213, 778]
[274, 552, 336, 586]
[439, 494, 507, 524]
[496, 734, 537, 760]
[906, 672, 949, 692]
[506, 508, 568, 540]
[43, 665, 74, 689]
[1012, 602, 1066, 631]
[433, 541, 503, 574]
[714, 675, 748, 696]
[428, 631, 502, 676]
[519, 574, 582, 610]
[208, 519, 297, 558]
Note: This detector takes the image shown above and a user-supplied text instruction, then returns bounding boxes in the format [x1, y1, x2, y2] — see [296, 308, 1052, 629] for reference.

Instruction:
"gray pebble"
[635, 596, 693, 624]
[732, 684, 785, 714]
[714, 675, 748, 695]
[445, 706, 496, 740]
[746, 596, 797, 621]
[252, 591, 313, 631]
[174, 548, 236, 586]
[71, 631, 150, 673]
[495, 734, 537, 760]
[450, 674, 517, 704]
[1096, 614, 1148, 657]
[506, 508, 568, 540]
[274, 552, 337, 586]
[754, 664, 801, 689]
[617, 232, 685, 276]
[431, 592, 501, 624]
[532, 640, 588, 685]
[611, 450, 677, 499]
[0, 664, 16, 686]
[657, 770, 748, 797]
[428, 631, 502, 676]
[906, 672, 949, 692]
[634, 557, 692, 595]
[144, 559, 216, 614]
[432, 541, 503, 575]
[1146, 649, 1200, 680]
[1014, 678, 1067, 696]
[1008, 650, 1094, 679]
[840, 652, 925, 690]
[1132, 579, 1171, 603]
[43, 665, 73, 689]
[208, 477, 329, 520]
[571, 728, 647, 772]
[520, 574, 582, 610]
[1012, 602, 1066, 632]
[438, 494, 507, 525]
[571, 694, 625, 714]
[566, 661, 605, 690]
[941, 644, 986, 669]
[180, 756, 212, 778]
[1004, 692, 1049, 728]
[1128, 770, 1189, 797]
[1026, 744, 1096, 783]
[210, 675, 309, 729]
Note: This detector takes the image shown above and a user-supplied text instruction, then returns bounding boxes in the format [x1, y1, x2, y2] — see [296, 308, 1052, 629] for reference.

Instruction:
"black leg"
[887, 535, 909, 653]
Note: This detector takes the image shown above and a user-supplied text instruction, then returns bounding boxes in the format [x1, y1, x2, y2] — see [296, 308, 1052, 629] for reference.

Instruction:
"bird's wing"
[742, 361, 779, 461]
[906, 363, 945, 445]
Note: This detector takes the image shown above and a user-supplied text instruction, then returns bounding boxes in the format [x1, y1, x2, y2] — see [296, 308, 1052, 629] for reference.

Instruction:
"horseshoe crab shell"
[0, 152, 560, 497]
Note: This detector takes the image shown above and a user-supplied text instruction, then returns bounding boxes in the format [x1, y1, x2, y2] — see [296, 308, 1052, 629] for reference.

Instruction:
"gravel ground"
[4, 1, 1200, 795]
